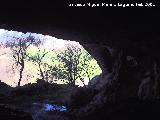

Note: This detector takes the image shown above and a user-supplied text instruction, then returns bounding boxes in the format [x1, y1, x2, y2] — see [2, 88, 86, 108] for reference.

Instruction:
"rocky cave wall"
[1, 8, 160, 119]
[1, 8, 160, 100]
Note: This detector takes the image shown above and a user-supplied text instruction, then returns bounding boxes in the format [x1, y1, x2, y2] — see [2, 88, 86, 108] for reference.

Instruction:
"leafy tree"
[48, 43, 100, 86]
[27, 43, 54, 82]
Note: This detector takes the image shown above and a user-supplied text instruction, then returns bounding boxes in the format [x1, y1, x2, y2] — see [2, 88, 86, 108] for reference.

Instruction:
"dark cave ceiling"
[0, 3, 159, 48]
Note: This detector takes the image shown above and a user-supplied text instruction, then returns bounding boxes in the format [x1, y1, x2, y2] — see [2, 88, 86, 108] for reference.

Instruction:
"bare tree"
[10, 34, 35, 86]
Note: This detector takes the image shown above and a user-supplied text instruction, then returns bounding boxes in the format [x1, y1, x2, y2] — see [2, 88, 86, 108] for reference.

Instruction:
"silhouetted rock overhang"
[1, 4, 160, 120]
[0, 7, 160, 46]
[0, 6, 160, 71]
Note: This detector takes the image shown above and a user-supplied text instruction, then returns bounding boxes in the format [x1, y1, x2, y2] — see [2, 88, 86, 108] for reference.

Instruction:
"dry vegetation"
[0, 46, 39, 87]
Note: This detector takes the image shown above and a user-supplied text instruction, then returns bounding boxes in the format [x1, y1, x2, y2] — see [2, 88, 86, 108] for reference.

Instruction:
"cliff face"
[0, 6, 160, 119]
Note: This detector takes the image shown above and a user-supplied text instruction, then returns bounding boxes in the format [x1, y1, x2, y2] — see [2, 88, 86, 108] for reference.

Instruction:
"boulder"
[88, 75, 100, 88]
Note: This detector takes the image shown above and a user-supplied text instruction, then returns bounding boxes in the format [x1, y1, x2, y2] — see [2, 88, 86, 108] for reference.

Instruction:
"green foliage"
[45, 45, 102, 85]
[3, 32, 101, 86]
[22, 41, 102, 86]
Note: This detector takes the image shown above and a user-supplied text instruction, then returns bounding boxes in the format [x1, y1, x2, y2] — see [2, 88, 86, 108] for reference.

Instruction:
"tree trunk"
[39, 63, 44, 80]
[18, 60, 24, 87]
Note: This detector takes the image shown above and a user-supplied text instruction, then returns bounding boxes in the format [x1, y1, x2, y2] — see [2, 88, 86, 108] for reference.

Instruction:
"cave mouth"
[0, 28, 102, 87]
[0, 28, 102, 119]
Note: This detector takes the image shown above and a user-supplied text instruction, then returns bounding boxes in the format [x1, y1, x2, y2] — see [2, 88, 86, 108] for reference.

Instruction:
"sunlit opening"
[0, 29, 102, 87]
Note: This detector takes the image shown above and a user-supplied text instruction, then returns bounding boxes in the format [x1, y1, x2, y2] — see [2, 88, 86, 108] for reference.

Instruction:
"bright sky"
[0, 29, 6, 34]
[45, 35, 67, 49]
[0, 29, 72, 48]
[0, 28, 87, 87]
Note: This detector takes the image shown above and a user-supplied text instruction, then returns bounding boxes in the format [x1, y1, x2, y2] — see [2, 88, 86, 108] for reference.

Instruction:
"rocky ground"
[1, 78, 160, 120]
[0, 79, 78, 120]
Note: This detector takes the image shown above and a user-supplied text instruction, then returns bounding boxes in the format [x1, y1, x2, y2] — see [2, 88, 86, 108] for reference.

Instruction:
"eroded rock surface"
[1, 7, 160, 120]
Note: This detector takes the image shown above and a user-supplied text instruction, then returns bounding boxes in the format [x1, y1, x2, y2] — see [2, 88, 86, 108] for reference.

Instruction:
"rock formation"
[0, 4, 160, 119]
